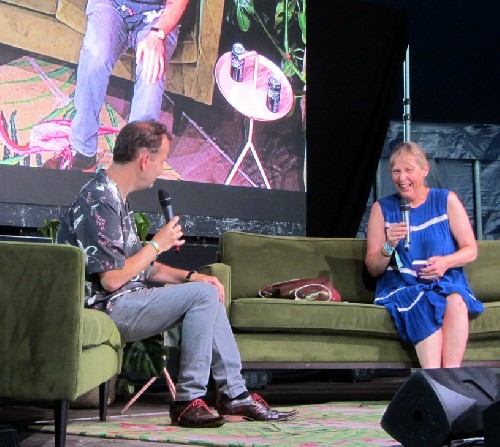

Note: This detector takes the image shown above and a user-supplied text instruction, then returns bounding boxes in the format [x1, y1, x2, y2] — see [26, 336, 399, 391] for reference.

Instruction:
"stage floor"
[1, 371, 407, 446]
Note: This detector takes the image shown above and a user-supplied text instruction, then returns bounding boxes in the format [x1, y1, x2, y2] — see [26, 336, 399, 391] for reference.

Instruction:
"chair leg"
[54, 399, 68, 447]
[172, 96, 187, 136]
[99, 380, 110, 421]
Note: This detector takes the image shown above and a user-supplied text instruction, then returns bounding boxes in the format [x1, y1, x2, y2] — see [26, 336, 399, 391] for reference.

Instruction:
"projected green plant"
[229, 0, 306, 85]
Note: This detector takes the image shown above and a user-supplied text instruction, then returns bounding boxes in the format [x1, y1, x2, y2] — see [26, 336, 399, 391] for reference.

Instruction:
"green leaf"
[0, 156, 27, 165]
[133, 212, 150, 243]
[282, 61, 295, 78]
[237, 7, 251, 31]
[235, 0, 255, 15]
[121, 335, 168, 379]
[38, 219, 60, 243]
[287, 0, 296, 22]
[298, 11, 306, 44]
[275, 2, 284, 30]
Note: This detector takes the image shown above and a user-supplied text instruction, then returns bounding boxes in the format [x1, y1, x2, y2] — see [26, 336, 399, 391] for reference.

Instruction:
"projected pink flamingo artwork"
[0, 111, 119, 170]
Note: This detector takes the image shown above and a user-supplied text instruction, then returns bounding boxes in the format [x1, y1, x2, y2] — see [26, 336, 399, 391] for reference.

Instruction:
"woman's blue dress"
[374, 188, 483, 345]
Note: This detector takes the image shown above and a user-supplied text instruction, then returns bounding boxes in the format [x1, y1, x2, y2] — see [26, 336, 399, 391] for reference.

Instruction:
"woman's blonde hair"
[389, 141, 429, 170]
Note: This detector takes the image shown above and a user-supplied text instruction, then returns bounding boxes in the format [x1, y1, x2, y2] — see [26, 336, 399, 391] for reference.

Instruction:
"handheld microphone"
[400, 197, 411, 252]
[158, 189, 174, 221]
[158, 189, 179, 253]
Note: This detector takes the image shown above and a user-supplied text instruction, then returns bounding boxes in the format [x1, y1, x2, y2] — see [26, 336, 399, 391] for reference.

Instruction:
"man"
[64, 0, 186, 170]
[57, 120, 297, 427]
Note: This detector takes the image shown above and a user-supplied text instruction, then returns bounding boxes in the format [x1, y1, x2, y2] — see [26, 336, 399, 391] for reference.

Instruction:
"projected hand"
[136, 32, 166, 84]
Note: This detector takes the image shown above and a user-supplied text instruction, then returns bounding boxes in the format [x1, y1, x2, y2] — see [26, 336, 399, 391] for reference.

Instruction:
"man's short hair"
[113, 120, 171, 163]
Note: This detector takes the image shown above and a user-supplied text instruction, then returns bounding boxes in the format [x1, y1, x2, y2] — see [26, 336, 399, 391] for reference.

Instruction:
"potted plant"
[228, 0, 307, 126]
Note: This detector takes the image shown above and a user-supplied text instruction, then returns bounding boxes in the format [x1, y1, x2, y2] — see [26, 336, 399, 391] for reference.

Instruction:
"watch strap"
[150, 26, 166, 39]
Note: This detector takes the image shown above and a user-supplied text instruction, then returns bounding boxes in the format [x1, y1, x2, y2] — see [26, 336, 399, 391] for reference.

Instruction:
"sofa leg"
[54, 399, 68, 447]
[172, 96, 189, 136]
[99, 380, 110, 421]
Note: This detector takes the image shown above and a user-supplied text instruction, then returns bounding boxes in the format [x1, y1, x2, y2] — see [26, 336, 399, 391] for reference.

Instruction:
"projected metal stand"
[215, 51, 294, 188]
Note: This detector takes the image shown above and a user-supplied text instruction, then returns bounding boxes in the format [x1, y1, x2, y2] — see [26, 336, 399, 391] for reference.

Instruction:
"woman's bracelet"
[381, 241, 395, 257]
[146, 240, 161, 259]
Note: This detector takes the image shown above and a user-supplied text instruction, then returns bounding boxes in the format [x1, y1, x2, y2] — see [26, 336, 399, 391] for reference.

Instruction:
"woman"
[365, 142, 483, 368]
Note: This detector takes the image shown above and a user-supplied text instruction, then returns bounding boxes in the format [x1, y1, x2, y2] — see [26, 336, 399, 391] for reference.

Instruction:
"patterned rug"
[30, 401, 401, 446]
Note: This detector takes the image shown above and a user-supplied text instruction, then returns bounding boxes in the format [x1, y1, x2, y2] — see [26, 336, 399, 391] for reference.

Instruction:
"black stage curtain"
[306, 0, 409, 237]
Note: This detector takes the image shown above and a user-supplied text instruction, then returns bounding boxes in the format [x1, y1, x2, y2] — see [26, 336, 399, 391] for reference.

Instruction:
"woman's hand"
[366, 202, 405, 277]
[386, 222, 407, 247]
[420, 256, 449, 281]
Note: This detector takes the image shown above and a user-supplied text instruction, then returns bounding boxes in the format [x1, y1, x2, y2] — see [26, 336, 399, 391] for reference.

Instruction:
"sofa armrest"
[199, 262, 232, 310]
[0, 242, 86, 400]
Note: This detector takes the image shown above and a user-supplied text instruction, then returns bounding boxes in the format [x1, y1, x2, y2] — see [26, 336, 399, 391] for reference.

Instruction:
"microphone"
[158, 189, 174, 221]
[158, 189, 179, 253]
[400, 197, 411, 252]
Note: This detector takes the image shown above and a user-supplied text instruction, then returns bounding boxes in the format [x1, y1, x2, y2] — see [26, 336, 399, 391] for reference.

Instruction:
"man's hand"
[154, 215, 185, 252]
[136, 0, 189, 84]
[136, 32, 166, 84]
[189, 272, 226, 303]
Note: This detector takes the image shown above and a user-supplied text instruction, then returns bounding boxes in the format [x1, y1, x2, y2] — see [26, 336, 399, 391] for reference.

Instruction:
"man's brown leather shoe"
[71, 151, 97, 171]
[43, 150, 96, 171]
[169, 398, 226, 428]
[216, 393, 298, 421]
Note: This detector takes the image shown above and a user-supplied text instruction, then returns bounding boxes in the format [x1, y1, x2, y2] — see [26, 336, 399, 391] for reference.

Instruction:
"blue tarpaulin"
[358, 121, 500, 240]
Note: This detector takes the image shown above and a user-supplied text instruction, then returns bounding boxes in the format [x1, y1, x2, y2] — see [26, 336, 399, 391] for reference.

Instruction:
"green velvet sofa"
[200, 231, 500, 370]
[0, 0, 225, 104]
[0, 241, 124, 447]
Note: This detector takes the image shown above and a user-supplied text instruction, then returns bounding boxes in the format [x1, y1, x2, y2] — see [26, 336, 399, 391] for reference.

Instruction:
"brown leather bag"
[258, 277, 341, 302]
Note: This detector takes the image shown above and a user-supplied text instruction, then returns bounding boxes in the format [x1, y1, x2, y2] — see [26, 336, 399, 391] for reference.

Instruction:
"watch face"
[152, 27, 165, 39]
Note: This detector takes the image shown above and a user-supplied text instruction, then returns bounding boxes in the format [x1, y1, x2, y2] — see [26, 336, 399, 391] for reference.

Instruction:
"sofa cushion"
[230, 298, 401, 339]
[230, 298, 500, 342]
[81, 309, 123, 350]
[464, 240, 500, 303]
[220, 232, 376, 303]
[469, 301, 500, 339]
[1, 0, 57, 15]
[56, 0, 86, 34]
[0, 2, 85, 66]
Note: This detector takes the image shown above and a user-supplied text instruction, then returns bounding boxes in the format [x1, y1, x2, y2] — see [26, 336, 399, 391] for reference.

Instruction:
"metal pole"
[403, 46, 411, 142]
[375, 159, 382, 202]
[473, 160, 483, 240]
[376, 46, 411, 199]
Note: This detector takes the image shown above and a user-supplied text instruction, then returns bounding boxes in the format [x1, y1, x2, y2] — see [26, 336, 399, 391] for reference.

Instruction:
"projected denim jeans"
[70, 0, 179, 157]
[109, 281, 248, 401]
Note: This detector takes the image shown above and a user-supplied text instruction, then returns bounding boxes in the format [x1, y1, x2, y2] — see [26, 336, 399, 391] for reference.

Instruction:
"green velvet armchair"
[0, 241, 124, 447]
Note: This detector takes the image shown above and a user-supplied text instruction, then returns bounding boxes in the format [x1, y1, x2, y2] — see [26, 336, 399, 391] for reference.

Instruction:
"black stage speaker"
[381, 367, 499, 447]
[0, 425, 19, 447]
[483, 400, 500, 447]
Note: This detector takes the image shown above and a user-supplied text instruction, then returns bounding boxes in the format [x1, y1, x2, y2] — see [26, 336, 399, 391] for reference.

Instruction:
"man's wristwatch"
[150, 26, 166, 40]
[185, 270, 197, 282]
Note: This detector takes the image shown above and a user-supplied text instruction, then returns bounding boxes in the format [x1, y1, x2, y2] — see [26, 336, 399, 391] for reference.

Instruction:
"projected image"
[0, 0, 306, 192]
